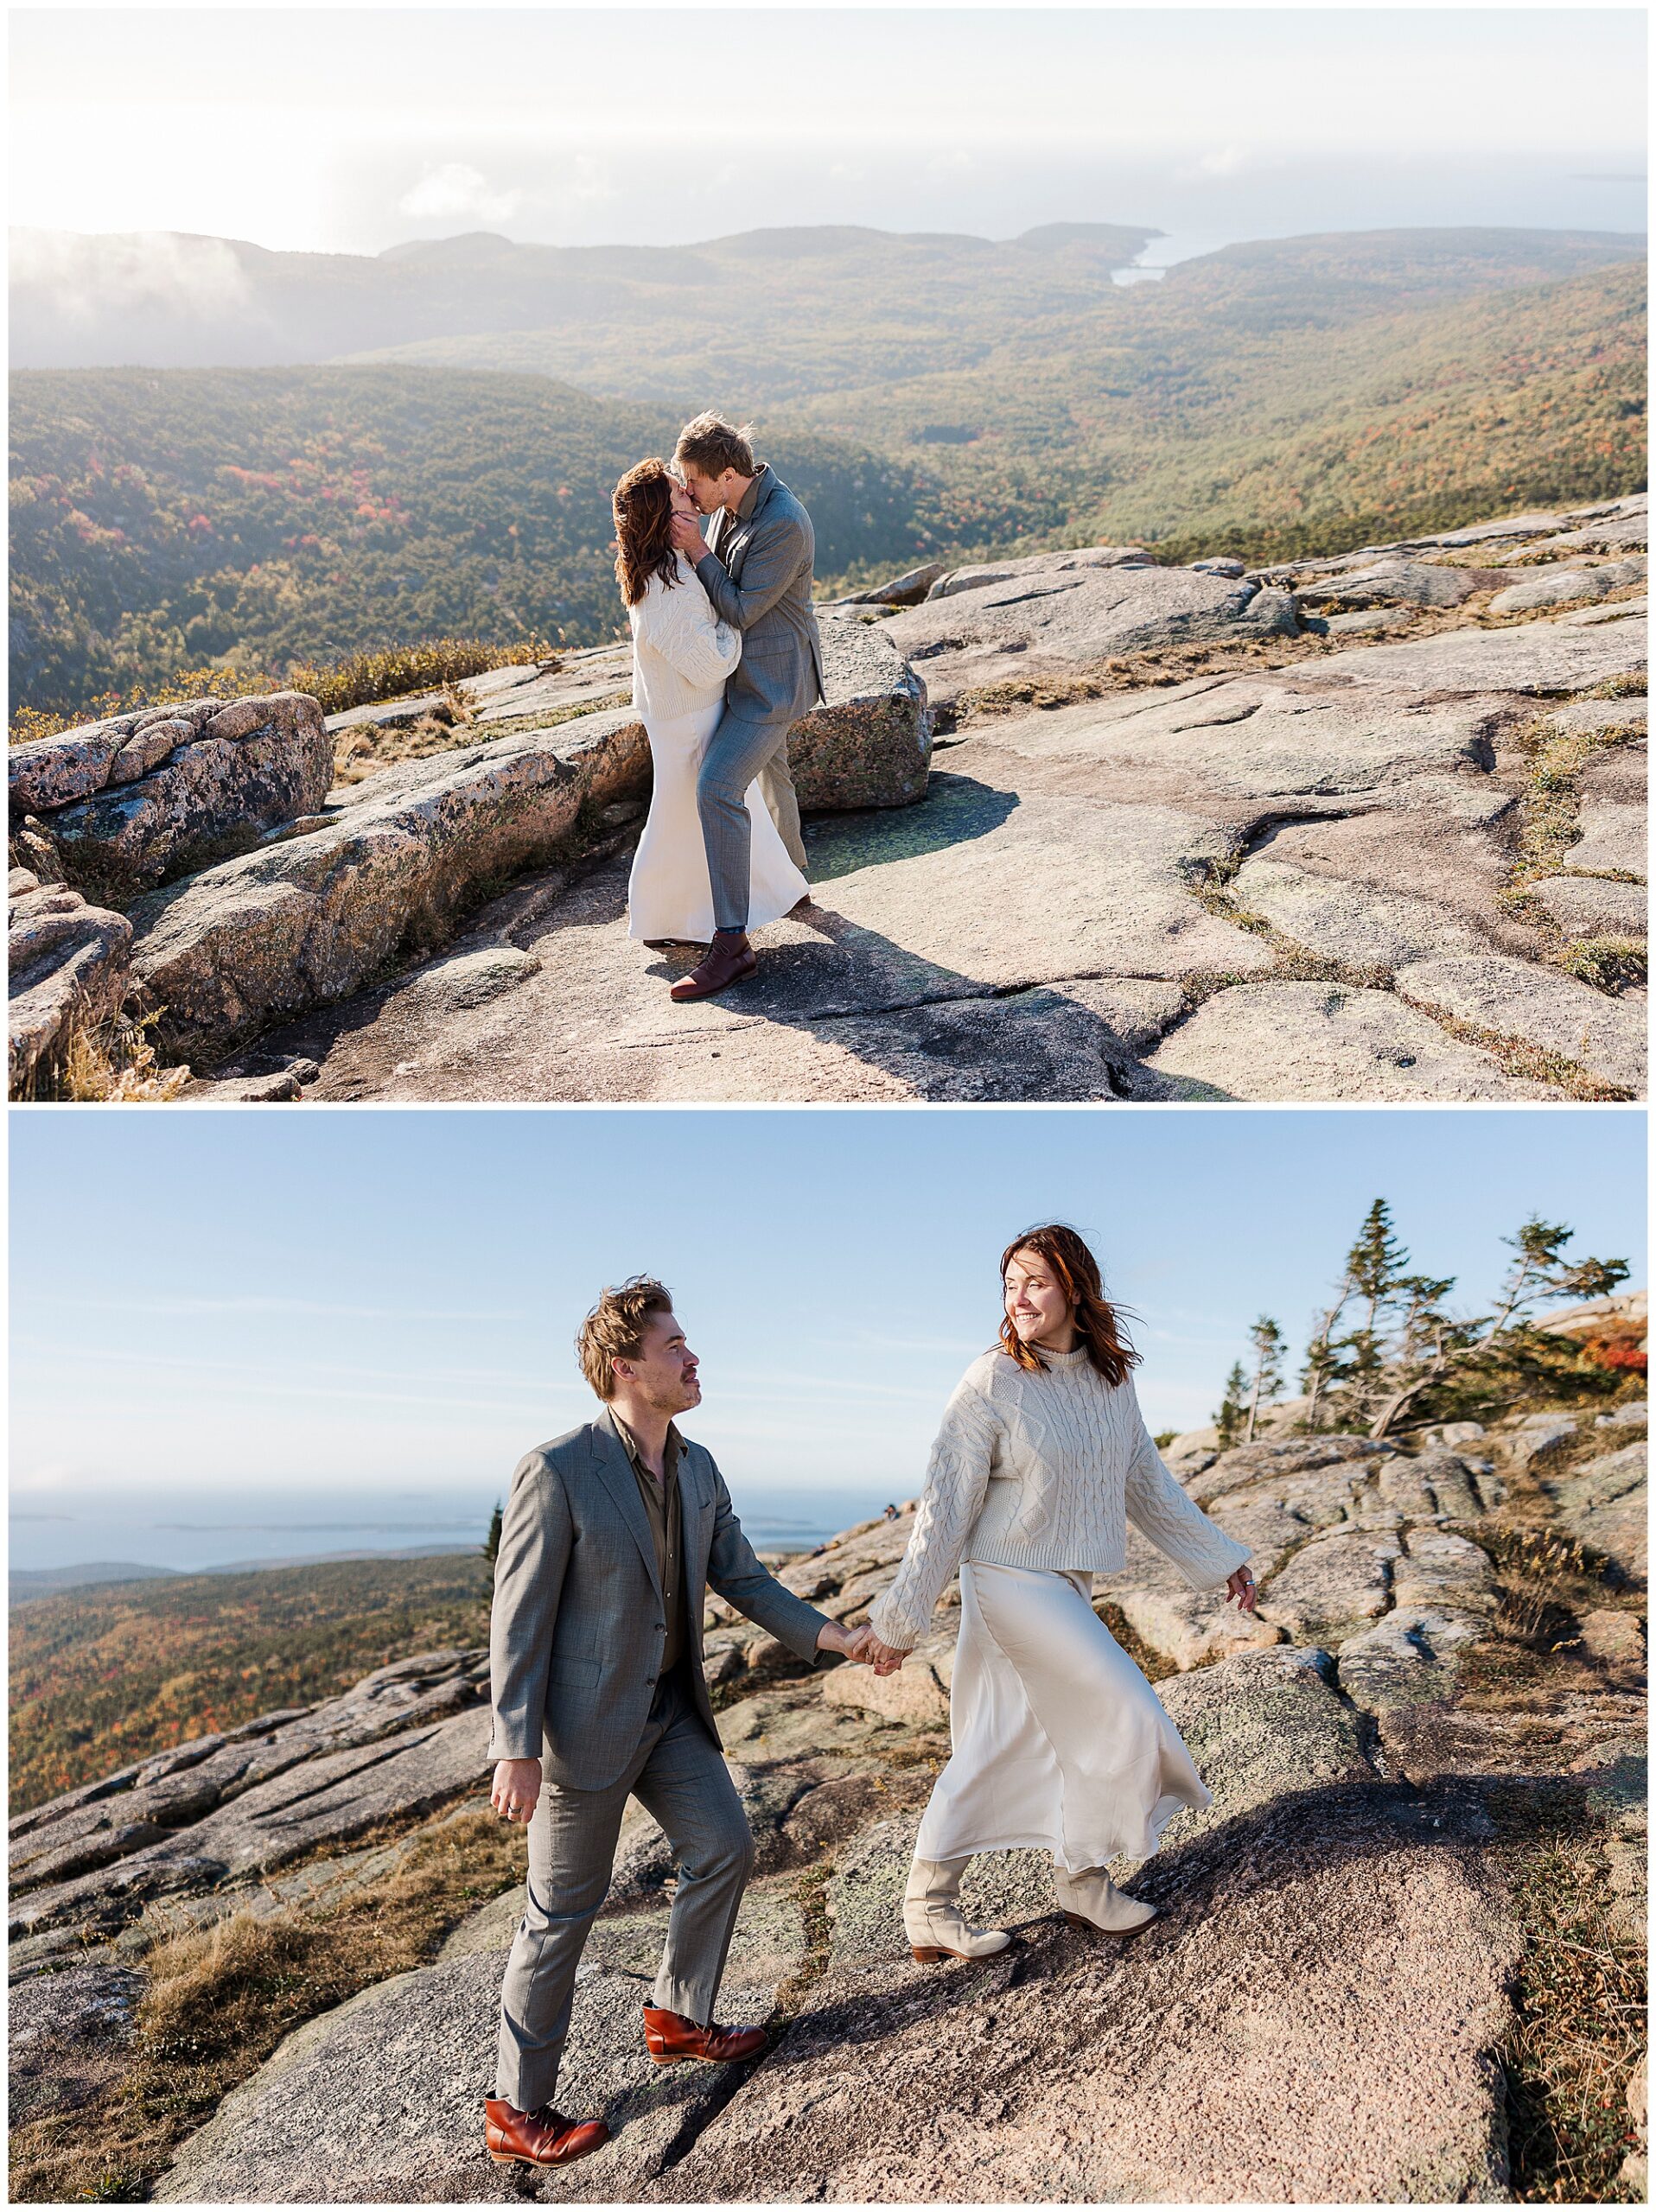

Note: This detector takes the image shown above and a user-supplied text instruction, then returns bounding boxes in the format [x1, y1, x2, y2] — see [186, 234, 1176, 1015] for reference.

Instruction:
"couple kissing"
[483, 1226, 1259, 2172]
[611, 413, 821, 1004]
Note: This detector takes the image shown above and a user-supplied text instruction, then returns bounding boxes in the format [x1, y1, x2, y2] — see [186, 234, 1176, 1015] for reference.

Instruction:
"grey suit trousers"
[495, 1669, 753, 2109]
[697, 709, 799, 934]
[758, 753, 806, 873]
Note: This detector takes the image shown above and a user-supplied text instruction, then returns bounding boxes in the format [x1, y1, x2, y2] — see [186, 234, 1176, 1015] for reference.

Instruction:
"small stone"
[203, 698, 271, 743]
[1568, 799, 1646, 879]
[1489, 558, 1646, 615]
[1296, 557, 1478, 613]
[1528, 876, 1647, 939]
[232, 1071, 303, 1102]
[1576, 1611, 1645, 1667]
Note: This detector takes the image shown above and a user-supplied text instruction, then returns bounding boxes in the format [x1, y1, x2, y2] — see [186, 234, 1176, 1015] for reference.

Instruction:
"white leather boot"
[902, 1856, 1012, 1962]
[1054, 1862, 1158, 1935]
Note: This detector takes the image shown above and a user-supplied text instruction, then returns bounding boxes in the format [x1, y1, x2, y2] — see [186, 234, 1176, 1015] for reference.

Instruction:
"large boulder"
[879, 556, 1299, 703]
[126, 628, 930, 1065]
[1540, 1440, 1648, 1578]
[127, 710, 653, 1065]
[7, 876, 133, 1095]
[792, 617, 931, 810]
[10, 694, 334, 900]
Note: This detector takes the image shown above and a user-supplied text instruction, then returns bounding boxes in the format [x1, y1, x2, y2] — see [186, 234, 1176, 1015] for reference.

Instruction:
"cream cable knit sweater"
[869, 1344, 1252, 1651]
[629, 556, 742, 722]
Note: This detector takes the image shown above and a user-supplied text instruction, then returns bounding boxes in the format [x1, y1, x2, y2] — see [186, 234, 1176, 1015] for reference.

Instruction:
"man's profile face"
[679, 462, 734, 516]
[614, 1310, 702, 1414]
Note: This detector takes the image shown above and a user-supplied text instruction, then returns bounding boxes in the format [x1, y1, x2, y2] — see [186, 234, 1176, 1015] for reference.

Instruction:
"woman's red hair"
[998, 1223, 1140, 1387]
[612, 458, 682, 607]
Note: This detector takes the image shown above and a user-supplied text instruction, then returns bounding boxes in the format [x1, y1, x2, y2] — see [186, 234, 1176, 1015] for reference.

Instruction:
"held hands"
[816, 1620, 911, 1675]
[860, 1630, 909, 1677]
[490, 1756, 542, 1823]
[670, 512, 707, 557]
[1226, 1566, 1259, 1614]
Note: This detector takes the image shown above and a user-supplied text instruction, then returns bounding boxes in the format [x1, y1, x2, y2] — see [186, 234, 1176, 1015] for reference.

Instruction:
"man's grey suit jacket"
[696, 467, 825, 727]
[489, 1405, 831, 1790]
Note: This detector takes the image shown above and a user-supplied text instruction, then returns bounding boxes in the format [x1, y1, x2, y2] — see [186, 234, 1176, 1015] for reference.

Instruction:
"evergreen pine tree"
[1213, 1361, 1249, 1449]
[483, 1501, 503, 1567]
[1244, 1316, 1286, 1442]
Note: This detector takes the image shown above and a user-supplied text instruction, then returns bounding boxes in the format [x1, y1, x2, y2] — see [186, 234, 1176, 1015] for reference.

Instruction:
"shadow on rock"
[804, 773, 1020, 884]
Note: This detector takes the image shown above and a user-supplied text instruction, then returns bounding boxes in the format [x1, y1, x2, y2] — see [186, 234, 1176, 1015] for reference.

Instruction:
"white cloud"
[397, 162, 523, 226]
[10, 226, 254, 325]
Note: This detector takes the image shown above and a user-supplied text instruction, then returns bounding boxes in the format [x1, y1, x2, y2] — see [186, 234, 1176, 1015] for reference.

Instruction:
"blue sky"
[10, 10, 1646, 255]
[10, 1107, 1645, 1570]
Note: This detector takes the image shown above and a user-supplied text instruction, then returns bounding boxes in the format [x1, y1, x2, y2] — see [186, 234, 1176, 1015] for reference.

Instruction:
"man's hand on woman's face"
[670, 511, 706, 556]
[491, 1756, 542, 1822]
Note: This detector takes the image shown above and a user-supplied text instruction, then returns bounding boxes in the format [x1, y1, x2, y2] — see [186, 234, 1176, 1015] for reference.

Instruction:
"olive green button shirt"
[610, 1413, 688, 1679]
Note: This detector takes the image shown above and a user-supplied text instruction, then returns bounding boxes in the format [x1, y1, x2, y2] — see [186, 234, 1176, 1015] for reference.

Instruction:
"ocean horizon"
[7, 1484, 897, 1584]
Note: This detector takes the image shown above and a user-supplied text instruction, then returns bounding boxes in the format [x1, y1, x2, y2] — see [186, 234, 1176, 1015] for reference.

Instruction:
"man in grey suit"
[666, 412, 825, 1003]
[483, 1276, 870, 2171]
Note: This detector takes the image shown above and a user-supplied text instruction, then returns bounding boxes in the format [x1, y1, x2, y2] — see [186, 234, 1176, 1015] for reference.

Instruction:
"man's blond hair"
[674, 413, 756, 480]
[576, 1276, 675, 1400]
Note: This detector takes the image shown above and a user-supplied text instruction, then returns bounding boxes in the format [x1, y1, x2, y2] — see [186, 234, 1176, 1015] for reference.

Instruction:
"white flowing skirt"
[627, 702, 807, 944]
[915, 1561, 1212, 1872]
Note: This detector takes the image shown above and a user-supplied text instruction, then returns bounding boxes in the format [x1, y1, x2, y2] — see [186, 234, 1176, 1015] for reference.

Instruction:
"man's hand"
[859, 1630, 910, 1677]
[670, 511, 707, 557]
[816, 1619, 874, 1665]
[491, 1757, 542, 1822]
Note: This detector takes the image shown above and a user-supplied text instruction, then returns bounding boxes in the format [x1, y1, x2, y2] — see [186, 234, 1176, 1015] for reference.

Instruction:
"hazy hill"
[9, 1553, 493, 1812]
[812, 252, 1651, 568]
[9, 226, 1646, 722]
[353, 224, 1646, 409]
[10, 220, 1159, 385]
[9, 370, 927, 716]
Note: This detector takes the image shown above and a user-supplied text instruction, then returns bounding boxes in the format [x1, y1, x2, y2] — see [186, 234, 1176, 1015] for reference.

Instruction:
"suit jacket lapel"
[588, 1411, 662, 1599]
[680, 1446, 716, 1598]
[718, 471, 776, 585]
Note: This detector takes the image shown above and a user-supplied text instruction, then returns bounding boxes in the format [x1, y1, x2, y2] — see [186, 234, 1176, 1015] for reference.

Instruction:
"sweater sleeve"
[868, 1374, 1001, 1650]
[1123, 1386, 1252, 1592]
[641, 570, 742, 690]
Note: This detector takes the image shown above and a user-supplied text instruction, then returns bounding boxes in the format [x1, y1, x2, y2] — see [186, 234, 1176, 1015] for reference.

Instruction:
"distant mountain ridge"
[9, 219, 1162, 375]
[9, 225, 1645, 719]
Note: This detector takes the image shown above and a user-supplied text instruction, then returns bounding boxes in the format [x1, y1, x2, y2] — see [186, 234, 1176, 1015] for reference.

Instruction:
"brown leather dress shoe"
[641, 2004, 767, 2065]
[484, 2098, 610, 2169]
[668, 929, 757, 1001]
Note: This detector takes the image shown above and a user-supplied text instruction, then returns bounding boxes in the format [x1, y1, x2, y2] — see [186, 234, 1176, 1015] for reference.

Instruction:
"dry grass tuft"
[11, 640, 558, 748]
[8, 1807, 525, 2203]
[1486, 1526, 1595, 1647]
[21, 1007, 190, 1105]
[1486, 1789, 1648, 2202]
[1561, 937, 1647, 993]
[331, 692, 622, 786]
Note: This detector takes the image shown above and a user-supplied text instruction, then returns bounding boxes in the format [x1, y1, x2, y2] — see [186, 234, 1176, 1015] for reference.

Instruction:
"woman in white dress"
[611, 460, 806, 947]
[863, 1223, 1258, 1961]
